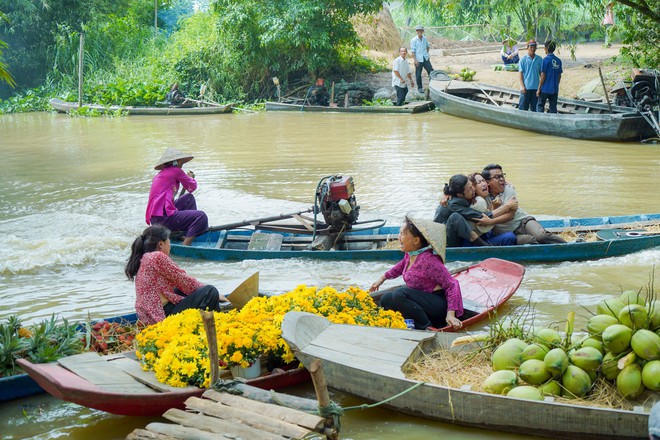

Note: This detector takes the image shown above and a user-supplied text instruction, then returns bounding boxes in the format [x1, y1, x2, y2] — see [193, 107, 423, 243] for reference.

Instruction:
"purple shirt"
[145, 167, 197, 224]
[384, 250, 463, 316]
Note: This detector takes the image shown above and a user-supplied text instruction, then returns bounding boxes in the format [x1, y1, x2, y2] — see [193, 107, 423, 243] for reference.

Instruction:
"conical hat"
[409, 218, 447, 262]
[154, 148, 194, 170]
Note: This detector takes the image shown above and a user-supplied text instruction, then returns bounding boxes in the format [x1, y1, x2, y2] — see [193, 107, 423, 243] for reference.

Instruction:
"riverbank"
[359, 42, 631, 100]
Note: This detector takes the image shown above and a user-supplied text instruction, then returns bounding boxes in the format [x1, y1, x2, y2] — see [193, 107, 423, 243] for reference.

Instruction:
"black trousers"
[380, 286, 448, 329]
[394, 85, 408, 106]
[415, 59, 434, 91]
[163, 285, 222, 317]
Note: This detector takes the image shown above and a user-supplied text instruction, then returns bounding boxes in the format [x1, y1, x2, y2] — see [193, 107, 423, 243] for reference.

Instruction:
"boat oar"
[226, 271, 259, 310]
[208, 207, 314, 232]
[598, 66, 613, 113]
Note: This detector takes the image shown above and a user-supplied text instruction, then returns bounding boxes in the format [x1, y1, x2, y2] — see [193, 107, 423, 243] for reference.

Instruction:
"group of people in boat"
[124, 149, 565, 334]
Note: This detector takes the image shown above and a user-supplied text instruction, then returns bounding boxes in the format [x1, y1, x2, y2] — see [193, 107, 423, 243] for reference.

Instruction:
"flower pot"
[229, 358, 261, 380]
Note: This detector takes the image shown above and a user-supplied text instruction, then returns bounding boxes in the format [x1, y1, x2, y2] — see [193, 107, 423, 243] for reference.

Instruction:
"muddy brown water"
[1, 111, 658, 439]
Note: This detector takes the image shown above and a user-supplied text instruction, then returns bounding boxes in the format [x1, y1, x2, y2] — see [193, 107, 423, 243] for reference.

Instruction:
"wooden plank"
[162, 408, 281, 440]
[303, 344, 408, 379]
[202, 383, 319, 413]
[201, 391, 324, 431]
[144, 422, 228, 440]
[126, 428, 177, 440]
[109, 357, 199, 393]
[185, 396, 314, 438]
[58, 353, 156, 394]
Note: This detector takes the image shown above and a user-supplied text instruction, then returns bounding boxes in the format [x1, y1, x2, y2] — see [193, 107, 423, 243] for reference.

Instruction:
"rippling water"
[1, 111, 659, 439]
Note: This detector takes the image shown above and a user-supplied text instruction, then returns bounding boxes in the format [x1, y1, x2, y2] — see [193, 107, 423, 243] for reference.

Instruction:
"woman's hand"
[477, 214, 493, 225]
[446, 311, 462, 329]
[370, 276, 385, 292]
[187, 170, 195, 179]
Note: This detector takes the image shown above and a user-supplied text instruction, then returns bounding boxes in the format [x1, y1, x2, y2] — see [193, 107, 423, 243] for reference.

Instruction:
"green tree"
[0, 11, 15, 87]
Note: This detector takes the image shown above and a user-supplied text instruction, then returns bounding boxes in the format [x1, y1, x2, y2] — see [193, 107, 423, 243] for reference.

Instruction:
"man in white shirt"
[410, 25, 434, 93]
[392, 47, 415, 106]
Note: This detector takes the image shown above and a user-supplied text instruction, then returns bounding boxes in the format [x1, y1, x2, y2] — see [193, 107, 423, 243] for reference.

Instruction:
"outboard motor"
[315, 175, 360, 232]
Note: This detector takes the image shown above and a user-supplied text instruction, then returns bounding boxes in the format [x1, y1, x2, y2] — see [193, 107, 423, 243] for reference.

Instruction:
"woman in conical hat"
[370, 216, 464, 331]
[145, 148, 208, 246]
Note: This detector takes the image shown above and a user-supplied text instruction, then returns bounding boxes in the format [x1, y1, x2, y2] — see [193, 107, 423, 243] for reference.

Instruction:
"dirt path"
[361, 42, 631, 100]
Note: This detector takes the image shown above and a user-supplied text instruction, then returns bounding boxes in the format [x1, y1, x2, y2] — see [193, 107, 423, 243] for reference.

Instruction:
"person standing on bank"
[410, 25, 434, 94]
[145, 148, 208, 246]
[518, 39, 542, 112]
[392, 47, 415, 106]
[537, 40, 563, 113]
[125, 225, 227, 325]
[370, 217, 463, 331]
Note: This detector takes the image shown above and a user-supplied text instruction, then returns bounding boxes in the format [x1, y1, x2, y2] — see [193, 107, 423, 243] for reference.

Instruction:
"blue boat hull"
[0, 312, 137, 402]
[170, 214, 660, 263]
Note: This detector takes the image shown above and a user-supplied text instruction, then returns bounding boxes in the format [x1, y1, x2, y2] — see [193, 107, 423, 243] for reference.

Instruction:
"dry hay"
[352, 6, 402, 53]
[559, 223, 660, 243]
[405, 347, 651, 411]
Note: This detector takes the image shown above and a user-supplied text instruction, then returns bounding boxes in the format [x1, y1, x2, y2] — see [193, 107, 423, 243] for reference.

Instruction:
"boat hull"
[429, 80, 655, 141]
[282, 312, 652, 440]
[265, 100, 434, 114]
[170, 213, 660, 263]
[50, 98, 233, 115]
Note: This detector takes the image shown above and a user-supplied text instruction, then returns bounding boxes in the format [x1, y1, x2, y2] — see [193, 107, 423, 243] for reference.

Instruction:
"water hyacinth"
[136, 285, 406, 387]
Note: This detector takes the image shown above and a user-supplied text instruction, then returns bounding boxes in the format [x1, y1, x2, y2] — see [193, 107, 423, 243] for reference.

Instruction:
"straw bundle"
[352, 7, 402, 53]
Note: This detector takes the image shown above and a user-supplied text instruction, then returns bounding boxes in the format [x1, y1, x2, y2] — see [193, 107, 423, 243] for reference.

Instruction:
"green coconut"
[586, 314, 620, 339]
[597, 298, 626, 319]
[561, 365, 592, 398]
[539, 380, 562, 396]
[602, 324, 633, 354]
[518, 359, 552, 385]
[544, 348, 569, 377]
[580, 337, 605, 355]
[491, 342, 525, 371]
[601, 351, 622, 381]
[631, 329, 660, 361]
[616, 363, 644, 399]
[520, 343, 550, 362]
[483, 370, 518, 394]
[534, 328, 562, 348]
[642, 359, 660, 391]
[570, 347, 603, 372]
[619, 290, 648, 307]
[618, 304, 649, 330]
[502, 337, 529, 352]
[506, 386, 544, 401]
[649, 301, 660, 331]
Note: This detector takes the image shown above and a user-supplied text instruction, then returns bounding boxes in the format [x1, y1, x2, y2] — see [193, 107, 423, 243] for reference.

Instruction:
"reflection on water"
[1, 111, 659, 439]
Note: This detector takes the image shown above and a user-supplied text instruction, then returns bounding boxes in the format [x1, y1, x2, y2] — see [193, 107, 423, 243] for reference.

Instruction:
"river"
[1, 110, 659, 439]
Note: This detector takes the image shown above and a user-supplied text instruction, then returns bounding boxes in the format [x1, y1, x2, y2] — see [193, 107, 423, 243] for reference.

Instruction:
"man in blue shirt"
[410, 25, 434, 94]
[536, 40, 563, 113]
[518, 39, 542, 112]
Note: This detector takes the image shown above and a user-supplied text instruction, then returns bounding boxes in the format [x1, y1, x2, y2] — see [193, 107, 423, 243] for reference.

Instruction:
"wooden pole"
[308, 359, 331, 414]
[78, 33, 84, 108]
[200, 311, 219, 386]
[598, 66, 613, 113]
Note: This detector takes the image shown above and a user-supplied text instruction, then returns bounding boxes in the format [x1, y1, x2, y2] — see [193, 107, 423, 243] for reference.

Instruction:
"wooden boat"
[17, 353, 310, 416]
[50, 98, 233, 115]
[265, 100, 435, 114]
[282, 318, 653, 438]
[170, 212, 660, 263]
[0, 312, 137, 402]
[428, 79, 655, 141]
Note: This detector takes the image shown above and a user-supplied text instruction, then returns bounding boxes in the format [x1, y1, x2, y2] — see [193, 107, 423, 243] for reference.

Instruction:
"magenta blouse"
[145, 166, 197, 224]
[384, 250, 464, 316]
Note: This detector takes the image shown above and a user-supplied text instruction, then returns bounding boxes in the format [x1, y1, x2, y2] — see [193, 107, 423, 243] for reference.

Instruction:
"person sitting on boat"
[145, 148, 208, 246]
[125, 225, 227, 325]
[467, 172, 519, 245]
[370, 217, 463, 331]
[611, 82, 633, 107]
[482, 164, 566, 244]
[518, 39, 542, 112]
[434, 174, 517, 247]
[501, 38, 519, 65]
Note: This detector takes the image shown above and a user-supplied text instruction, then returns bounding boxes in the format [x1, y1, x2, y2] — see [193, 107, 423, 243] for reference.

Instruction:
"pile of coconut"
[407, 289, 660, 409]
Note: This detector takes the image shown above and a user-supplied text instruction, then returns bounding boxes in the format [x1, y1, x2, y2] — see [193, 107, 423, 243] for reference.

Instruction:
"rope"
[212, 379, 245, 395]
[341, 381, 425, 411]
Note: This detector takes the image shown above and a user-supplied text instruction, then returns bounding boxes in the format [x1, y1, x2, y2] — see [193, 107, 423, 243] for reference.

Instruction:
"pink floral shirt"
[145, 166, 197, 224]
[134, 251, 204, 325]
[384, 250, 463, 316]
